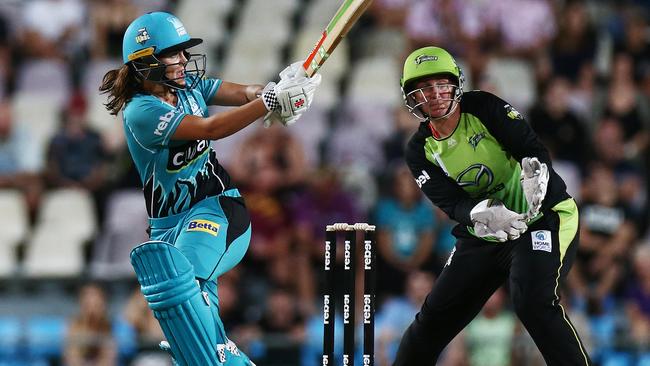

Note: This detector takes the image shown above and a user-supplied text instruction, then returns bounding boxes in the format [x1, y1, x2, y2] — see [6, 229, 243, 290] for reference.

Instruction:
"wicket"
[323, 223, 376, 366]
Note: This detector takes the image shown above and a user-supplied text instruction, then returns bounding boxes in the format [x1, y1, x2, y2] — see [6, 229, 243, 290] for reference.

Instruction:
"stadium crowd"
[0, 0, 648, 365]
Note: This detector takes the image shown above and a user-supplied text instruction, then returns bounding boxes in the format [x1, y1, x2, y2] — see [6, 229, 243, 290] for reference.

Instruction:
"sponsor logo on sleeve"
[531, 230, 552, 252]
[154, 110, 176, 136]
[504, 104, 523, 120]
[415, 170, 431, 188]
[187, 219, 220, 236]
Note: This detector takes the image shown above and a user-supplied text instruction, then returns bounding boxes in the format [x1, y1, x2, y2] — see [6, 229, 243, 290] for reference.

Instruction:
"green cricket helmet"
[122, 12, 205, 90]
[400, 46, 465, 120]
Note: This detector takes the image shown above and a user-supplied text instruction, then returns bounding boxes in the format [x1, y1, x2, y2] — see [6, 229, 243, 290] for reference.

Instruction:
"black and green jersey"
[406, 90, 569, 234]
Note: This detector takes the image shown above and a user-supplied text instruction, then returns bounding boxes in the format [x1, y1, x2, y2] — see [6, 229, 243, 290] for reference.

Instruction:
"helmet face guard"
[400, 47, 465, 121]
[131, 51, 206, 90]
[123, 12, 206, 91]
[404, 81, 462, 120]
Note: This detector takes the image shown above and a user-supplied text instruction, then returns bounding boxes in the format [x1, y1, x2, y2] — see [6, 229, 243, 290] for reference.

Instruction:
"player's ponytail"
[99, 64, 143, 116]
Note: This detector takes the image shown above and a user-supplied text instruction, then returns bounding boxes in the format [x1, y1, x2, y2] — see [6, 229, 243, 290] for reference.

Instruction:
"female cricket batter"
[100, 11, 320, 366]
[393, 46, 592, 365]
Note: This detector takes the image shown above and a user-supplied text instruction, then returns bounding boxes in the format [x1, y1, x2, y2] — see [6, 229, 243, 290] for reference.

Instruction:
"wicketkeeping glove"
[520, 157, 549, 220]
[470, 199, 528, 242]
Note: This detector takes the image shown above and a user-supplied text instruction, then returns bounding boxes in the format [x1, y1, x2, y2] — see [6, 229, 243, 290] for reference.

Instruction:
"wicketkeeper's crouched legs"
[392, 242, 506, 366]
[130, 241, 255, 366]
[509, 211, 592, 366]
[511, 289, 591, 366]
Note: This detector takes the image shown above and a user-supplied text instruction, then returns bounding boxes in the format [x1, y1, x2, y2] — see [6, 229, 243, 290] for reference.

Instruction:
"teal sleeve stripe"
[207, 79, 222, 104]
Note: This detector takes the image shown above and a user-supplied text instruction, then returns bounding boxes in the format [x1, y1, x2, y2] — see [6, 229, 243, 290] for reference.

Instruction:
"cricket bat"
[302, 0, 374, 77]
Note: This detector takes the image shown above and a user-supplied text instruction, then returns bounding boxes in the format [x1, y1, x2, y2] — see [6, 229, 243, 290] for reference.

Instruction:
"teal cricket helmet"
[122, 12, 206, 90]
[122, 12, 202, 64]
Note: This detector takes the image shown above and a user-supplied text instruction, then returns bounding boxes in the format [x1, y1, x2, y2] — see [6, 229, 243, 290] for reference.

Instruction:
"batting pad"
[130, 241, 224, 366]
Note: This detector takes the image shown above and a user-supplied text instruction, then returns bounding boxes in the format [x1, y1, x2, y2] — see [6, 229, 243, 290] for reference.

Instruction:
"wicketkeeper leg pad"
[130, 241, 225, 366]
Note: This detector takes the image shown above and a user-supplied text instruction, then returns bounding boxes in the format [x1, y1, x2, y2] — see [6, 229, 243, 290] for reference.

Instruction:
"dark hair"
[99, 64, 143, 116]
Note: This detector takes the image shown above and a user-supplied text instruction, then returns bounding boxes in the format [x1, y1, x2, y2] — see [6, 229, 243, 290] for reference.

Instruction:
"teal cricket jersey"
[406, 90, 570, 236]
[123, 76, 233, 218]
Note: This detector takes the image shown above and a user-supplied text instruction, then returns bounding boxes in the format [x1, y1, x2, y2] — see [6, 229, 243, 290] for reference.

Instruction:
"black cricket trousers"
[393, 199, 592, 365]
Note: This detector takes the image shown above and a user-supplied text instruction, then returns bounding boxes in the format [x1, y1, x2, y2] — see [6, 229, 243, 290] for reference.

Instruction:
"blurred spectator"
[123, 286, 164, 349]
[374, 164, 435, 295]
[382, 107, 419, 166]
[18, 0, 86, 61]
[527, 76, 592, 171]
[592, 117, 634, 173]
[230, 124, 307, 192]
[599, 53, 650, 164]
[45, 92, 109, 218]
[258, 288, 304, 339]
[613, 9, 650, 86]
[64, 283, 117, 366]
[246, 288, 304, 365]
[404, 0, 485, 80]
[363, 0, 411, 59]
[569, 164, 637, 313]
[0, 98, 43, 219]
[369, 0, 411, 30]
[122, 286, 170, 366]
[463, 287, 515, 366]
[90, 189, 148, 279]
[376, 270, 435, 366]
[232, 135, 297, 276]
[623, 243, 650, 348]
[289, 166, 363, 263]
[547, 0, 597, 85]
[89, 0, 139, 60]
[217, 274, 247, 333]
[591, 117, 647, 223]
[0, 10, 12, 96]
[266, 254, 316, 318]
[483, 0, 556, 61]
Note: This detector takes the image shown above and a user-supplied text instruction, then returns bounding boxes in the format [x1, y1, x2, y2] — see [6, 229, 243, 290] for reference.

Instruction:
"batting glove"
[279, 61, 307, 81]
[261, 73, 321, 127]
[470, 199, 528, 242]
[520, 157, 549, 220]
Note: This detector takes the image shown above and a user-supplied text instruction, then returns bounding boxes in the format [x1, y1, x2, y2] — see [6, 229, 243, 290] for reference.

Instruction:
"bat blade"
[302, 0, 373, 77]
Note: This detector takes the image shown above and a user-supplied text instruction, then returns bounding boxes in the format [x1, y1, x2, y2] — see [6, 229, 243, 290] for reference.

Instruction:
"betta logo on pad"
[187, 219, 219, 236]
